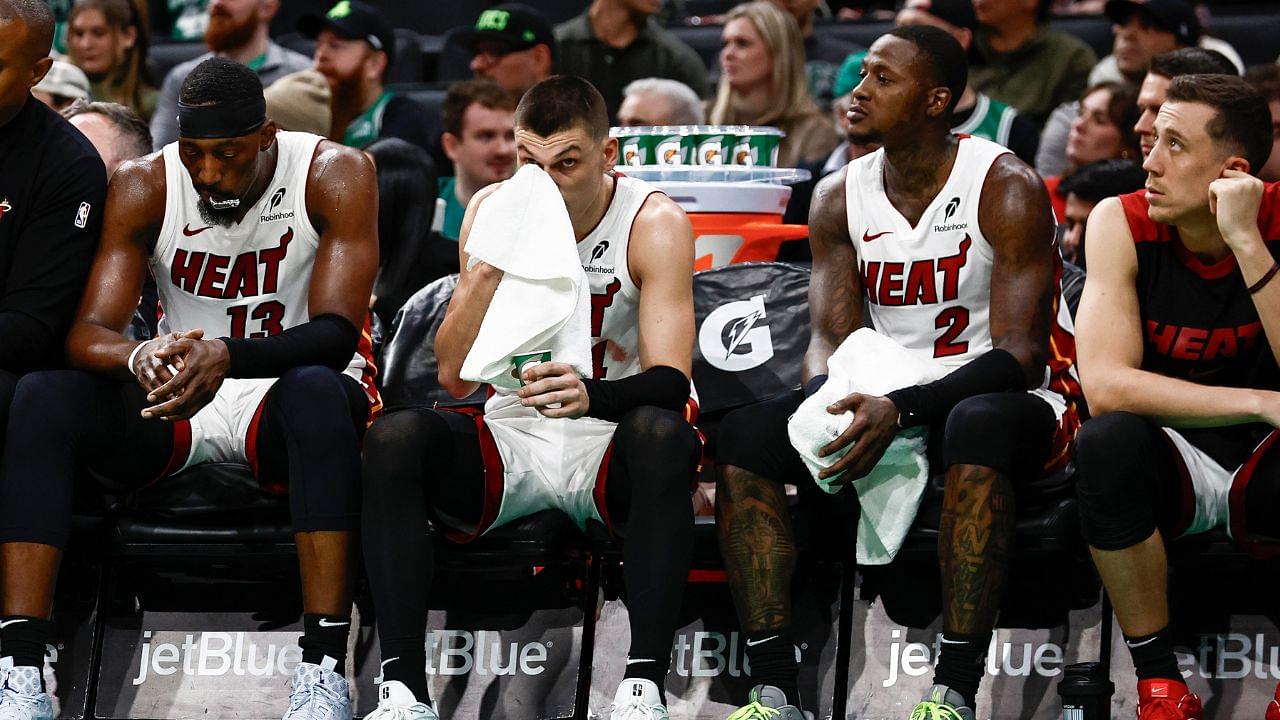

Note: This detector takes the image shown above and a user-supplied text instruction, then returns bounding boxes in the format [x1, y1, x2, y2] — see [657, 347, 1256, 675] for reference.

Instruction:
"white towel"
[786, 329, 949, 565]
[460, 165, 593, 390]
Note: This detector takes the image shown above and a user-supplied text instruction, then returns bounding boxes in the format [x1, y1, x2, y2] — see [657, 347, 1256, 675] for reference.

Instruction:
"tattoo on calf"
[939, 464, 1015, 636]
[717, 466, 797, 633]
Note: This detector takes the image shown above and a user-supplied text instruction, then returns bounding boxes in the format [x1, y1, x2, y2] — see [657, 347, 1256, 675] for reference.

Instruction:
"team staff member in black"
[0, 0, 106, 439]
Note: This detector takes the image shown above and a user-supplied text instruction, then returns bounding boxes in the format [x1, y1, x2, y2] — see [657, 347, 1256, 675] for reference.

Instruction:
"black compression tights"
[362, 405, 699, 701]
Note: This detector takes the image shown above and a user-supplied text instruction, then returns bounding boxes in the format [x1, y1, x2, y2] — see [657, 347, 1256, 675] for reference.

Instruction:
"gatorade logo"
[327, 1, 351, 19]
[699, 294, 774, 372]
[476, 9, 510, 31]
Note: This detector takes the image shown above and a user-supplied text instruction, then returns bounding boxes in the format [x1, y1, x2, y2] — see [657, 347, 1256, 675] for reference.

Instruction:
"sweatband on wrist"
[581, 365, 688, 423]
[177, 96, 266, 139]
[221, 314, 358, 379]
[126, 341, 148, 378]
[886, 348, 1025, 428]
[804, 374, 829, 397]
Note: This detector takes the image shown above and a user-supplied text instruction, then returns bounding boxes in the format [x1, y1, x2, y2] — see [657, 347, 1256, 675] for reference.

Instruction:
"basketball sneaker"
[908, 684, 974, 720]
[364, 681, 438, 720]
[1137, 678, 1201, 720]
[0, 664, 52, 720]
[725, 685, 811, 720]
[1266, 680, 1280, 720]
[609, 678, 669, 720]
[281, 660, 352, 720]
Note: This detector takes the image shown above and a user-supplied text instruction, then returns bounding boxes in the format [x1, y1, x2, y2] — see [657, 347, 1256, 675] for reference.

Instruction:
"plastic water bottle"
[1058, 662, 1114, 720]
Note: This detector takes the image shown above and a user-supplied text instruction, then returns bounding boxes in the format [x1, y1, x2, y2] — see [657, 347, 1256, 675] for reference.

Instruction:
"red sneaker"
[1265, 681, 1280, 720]
[1136, 678, 1201, 720]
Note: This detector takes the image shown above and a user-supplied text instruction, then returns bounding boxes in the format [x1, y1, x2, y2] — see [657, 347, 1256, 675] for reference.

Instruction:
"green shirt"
[436, 177, 465, 242]
[970, 26, 1096, 127]
[953, 93, 1017, 148]
[342, 91, 392, 150]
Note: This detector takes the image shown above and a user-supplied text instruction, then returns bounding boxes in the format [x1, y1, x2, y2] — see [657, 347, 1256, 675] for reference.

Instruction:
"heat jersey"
[1120, 183, 1280, 465]
[578, 173, 657, 381]
[845, 134, 1081, 437]
[154, 131, 379, 408]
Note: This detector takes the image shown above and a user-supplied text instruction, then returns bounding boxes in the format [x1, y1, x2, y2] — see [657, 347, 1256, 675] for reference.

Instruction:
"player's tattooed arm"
[716, 465, 797, 633]
[804, 166, 865, 385]
[979, 155, 1058, 388]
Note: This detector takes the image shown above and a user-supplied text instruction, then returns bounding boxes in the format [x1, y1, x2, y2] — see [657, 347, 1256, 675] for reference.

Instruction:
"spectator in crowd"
[1036, 0, 1241, 175]
[709, 1, 841, 168]
[1055, 157, 1145, 267]
[617, 77, 704, 126]
[366, 138, 443, 327]
[1044, 82, 1140, 220]
[763, 0, 859, 102]
[781, 86, 880, 227]
[1134, 46, 1235, 160]
[1246, 64, 1280, 183]
[892, 0, 1040, 164]
[62, 99, 150, 176]
[264, 69, 332, 136]
[556, 0, 709, 120]
[468, 4, 556, 99]
[158, 0, 209, 42]
[302, 0, 432, 151]
[0, 0, 106, 455]
[435, 79, 516, 243]
[30, 58, 89, 111]
[150, 0, 311, 149]
[66, 0, 157, 120]
[968, 0, 1097, 126]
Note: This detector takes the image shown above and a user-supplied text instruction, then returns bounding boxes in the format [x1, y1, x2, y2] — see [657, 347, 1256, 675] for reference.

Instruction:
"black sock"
[932, 631, 987, 709]
[1125, 626, 1181, 681]
[379, 639, 431, 704]
[299, 613, 350, 668]
[744, 630, 801, 706]
[623, 656, 668, 690]
[0, 615, 54, 686]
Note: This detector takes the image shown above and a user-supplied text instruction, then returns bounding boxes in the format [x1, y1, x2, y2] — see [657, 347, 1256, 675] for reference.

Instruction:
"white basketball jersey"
[578, 174, 659, 381]
[154, 131, 377, 402]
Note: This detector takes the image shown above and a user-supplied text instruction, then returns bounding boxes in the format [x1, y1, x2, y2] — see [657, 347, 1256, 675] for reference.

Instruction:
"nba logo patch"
[74, 202, 90, 229]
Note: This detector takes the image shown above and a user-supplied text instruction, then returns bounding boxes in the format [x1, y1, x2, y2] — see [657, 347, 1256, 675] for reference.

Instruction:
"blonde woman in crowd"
[710, 0, 840, 168]
[67, 0, 157, 120]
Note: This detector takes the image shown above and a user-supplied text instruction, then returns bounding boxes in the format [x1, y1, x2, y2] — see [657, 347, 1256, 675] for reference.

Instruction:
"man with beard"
[435, 79, 516, 242]
[0, 57, 379, 720]
[150, 0, 310, 149]
[302, 0, 432, 152]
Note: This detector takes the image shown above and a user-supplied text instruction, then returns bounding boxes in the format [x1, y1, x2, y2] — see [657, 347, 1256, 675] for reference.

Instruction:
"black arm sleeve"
[581, 365, 689, 423]
[221, 313, 358, 379]
[0, 153, 105, 373]
[886, 348, 1026, 428]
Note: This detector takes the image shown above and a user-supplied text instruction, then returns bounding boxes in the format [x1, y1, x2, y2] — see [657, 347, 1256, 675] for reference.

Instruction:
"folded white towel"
[460, 165, 593, 390]
[786, 328, 948, 565]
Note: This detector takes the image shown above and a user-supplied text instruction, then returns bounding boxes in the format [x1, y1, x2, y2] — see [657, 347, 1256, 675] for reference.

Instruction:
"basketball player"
[0, 57, 379, 720]
[1075, 75, 1278, 720]
[360, 76, 698, 720]
[713, 26, 1080, 720]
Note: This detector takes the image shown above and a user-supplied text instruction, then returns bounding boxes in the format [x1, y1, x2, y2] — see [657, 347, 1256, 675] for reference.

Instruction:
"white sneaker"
[281, 661, 352, 720]
[0, 665, 52, 720]
[363, 681, 439, 720]
[609, 678, 669, 720]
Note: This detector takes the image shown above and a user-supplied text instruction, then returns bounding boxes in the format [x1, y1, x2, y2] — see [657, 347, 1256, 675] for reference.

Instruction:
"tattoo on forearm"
[939, 464, 1015, 636]
[717, 466, 796, 633]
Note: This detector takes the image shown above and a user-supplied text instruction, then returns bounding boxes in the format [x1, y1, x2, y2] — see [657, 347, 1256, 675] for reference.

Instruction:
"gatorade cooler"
[617, 165, 811, 271]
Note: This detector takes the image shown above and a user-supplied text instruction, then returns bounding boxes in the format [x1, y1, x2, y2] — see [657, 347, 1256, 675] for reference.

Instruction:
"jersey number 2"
[934, 307, 970, 358]
[227, 301, 286, 338]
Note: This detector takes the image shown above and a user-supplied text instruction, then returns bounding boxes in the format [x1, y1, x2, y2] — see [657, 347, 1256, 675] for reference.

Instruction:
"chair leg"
[1100, 591, 1113, 673]
[573, 555, 602, 720]
[831, 561, 856, 720]
[83, 560, 111, 720]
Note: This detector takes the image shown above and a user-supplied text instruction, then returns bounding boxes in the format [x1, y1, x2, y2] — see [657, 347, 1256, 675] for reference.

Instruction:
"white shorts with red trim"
[175, 377, 276, 472]
[1162, 426, 1279, 554]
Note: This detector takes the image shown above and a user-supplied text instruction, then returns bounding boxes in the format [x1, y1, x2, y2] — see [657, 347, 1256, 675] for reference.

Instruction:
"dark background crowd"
[17, 0, 1280, 329]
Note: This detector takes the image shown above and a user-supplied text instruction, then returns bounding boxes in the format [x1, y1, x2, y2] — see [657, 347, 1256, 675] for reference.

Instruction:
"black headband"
[177, 96, 267, 139]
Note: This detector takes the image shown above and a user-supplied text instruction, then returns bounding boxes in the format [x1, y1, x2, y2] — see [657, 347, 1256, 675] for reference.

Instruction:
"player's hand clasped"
[517, 361, 589, 419]
[131, 328, 232, 421]
[817, 393, 900, 483]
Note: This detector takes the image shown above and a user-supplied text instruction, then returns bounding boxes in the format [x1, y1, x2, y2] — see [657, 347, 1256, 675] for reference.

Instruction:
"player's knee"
[716, 403, 770, 469]
[616, 405, 695, 455]
[274, 365, 345, 400]
[1075, 412, 1158, 549]
[363, 410, 448, 476]
[11, 371, 91, 432]
[942, 394, 1008, 454]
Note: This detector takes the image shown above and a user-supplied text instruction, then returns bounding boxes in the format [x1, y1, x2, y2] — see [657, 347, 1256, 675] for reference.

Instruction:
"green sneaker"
[725, 685, 810, 720]
[908, 685, 975, 720]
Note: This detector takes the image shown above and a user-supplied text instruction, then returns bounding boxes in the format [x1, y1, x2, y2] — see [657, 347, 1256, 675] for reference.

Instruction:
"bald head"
[0, 0, 55, 60]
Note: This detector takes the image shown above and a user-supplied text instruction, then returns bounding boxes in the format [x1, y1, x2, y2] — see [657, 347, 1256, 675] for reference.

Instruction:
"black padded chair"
[149, 42, 207, 85]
